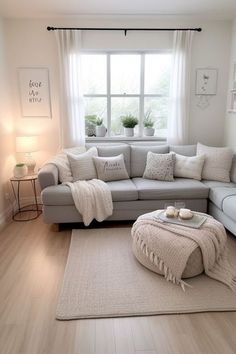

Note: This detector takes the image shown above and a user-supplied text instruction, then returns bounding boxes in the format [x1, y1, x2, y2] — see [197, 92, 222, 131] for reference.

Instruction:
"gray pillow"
[97, 144, 131, 176]
[143, 152, 175, 181]
[130, 145, 169, 177]
[67, 147, 98, 181]
[197, 143, 233, 182]
[93, 154, 129, 182]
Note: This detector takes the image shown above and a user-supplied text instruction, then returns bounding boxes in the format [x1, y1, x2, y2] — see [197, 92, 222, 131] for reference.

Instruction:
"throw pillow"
[197, 143, 233, 182]
[171, 152, 205, 181]
[93, 154, 129, 182]
[49, 146, 86, 183]
[67, 147, 98, 181]
[143, 152, 175, 181]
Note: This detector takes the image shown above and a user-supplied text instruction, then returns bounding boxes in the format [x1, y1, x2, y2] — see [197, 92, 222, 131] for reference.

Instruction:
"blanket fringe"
[134, 234, 191, 291]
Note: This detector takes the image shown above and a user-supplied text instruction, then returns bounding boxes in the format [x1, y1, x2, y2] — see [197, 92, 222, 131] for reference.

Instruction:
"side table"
[10, 174, 42, 221]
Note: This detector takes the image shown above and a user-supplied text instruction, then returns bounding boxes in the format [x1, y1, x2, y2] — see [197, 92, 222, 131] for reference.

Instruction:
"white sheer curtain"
[167, 30, 194, 145]
[55, 30, 85, 148]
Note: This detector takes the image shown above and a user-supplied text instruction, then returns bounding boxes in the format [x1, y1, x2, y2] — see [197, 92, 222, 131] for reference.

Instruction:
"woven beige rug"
[56, 228, 236, 320]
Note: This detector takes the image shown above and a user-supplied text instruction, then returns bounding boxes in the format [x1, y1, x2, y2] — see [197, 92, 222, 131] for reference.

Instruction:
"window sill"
[86, 136, 167, 143]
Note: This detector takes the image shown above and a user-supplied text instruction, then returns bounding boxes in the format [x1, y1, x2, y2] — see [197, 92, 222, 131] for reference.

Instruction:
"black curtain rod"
[47, 26, 202, 36]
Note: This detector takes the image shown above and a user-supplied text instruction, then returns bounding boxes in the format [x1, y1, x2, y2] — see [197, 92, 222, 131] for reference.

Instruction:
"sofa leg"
[51, 223, 60, 232]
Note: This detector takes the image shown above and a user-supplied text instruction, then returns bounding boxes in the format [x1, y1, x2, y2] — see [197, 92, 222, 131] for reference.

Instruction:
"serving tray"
[157, 210, 208, 229]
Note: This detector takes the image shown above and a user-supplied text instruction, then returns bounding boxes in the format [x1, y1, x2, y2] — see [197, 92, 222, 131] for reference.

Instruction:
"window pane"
[84, 97, 107, 136]
[144, 97, 169, 137]
[82, 55, 107, 94]
[111, 55, 141, 94]
[111, 97, 139, 136]
[145, 54, 171, 95]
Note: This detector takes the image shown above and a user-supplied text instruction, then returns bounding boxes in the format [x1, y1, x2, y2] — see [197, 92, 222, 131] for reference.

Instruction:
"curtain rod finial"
[47, 26, 53, 31]
[197, 28, 202, 32]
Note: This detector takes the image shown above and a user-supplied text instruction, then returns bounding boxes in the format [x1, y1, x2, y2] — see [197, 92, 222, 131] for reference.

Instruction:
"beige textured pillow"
[93, 154, 129, 182]
[67, 147, 98, 181]
[143, 152, 175, 181]
[197, 143, 233, 182]
[172, 152, 205, 180]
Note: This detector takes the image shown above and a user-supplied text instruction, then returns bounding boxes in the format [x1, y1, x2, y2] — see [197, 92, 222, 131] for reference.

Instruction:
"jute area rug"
[56, 228, 236, 320]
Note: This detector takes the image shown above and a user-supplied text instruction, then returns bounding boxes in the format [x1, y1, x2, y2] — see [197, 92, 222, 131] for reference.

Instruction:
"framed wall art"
[195, 68, 218, 95]
[18, 67, 52, 118]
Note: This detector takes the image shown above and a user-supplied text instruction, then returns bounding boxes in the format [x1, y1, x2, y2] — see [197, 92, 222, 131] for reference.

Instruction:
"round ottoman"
[131, 214, 204, 279]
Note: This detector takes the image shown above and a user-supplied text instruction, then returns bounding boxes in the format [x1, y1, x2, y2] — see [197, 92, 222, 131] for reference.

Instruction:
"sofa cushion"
[42, 179, 138, 205]
[132, 177, 209, 200]
[202, 180, 236, 188]
[223, 196, 236, 222]
[93, 154, 129, 182]
[197, 143, 233, 182]
[169, 144, 196, 156]
[208, 188, 236, 210]
[97, 144, 131, 176]
[130, 145, 169, 177]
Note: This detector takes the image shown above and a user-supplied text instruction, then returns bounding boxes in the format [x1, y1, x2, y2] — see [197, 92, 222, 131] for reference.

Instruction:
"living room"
[0, 0, 236, 353]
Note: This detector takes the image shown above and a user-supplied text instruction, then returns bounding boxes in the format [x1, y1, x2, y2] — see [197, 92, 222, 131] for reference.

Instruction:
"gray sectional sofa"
[38, 143, 236, 235]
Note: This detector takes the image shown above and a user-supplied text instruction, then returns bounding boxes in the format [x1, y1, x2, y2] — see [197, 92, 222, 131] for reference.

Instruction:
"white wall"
[4, 16, 232, 168]
[0, 18, 15, 227]
[224, 19, 236, 151]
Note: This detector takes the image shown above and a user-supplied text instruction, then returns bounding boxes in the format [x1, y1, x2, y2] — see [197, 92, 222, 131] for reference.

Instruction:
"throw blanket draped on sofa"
[65, 179, 113, 226]
[132, 211, 236, 291]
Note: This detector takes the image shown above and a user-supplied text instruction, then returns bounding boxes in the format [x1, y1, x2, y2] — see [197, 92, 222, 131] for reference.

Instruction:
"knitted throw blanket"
[65, 179, 113, 226]
[131, 211, 236, 291]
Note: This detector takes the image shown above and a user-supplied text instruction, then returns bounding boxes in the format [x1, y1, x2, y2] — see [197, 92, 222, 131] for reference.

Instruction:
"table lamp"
[16, 136, 39, 174]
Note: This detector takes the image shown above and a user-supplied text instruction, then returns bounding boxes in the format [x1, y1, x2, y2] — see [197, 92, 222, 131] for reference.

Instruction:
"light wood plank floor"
[0, 217, 236, 354]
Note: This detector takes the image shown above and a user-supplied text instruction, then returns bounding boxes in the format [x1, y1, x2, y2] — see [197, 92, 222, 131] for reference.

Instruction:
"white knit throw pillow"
[172, 152, 205, 181]
[67, 147, 98, 181]
[143, 152, 175, 181]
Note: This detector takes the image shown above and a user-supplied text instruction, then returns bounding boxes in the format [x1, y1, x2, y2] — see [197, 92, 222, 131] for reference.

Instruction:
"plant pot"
[124, 127, 134, 137]
[144, 127, 155, 136]
[13, 164, 28, 178]
[96, 125, 107, 137]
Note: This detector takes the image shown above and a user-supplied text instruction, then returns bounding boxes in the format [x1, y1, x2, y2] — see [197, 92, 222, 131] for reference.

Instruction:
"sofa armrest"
[38, 163, 59, 190]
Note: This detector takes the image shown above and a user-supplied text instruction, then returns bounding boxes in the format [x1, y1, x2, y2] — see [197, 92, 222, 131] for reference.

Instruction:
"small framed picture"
[195, 68, 218, 95]
[18, 67, 52, 118]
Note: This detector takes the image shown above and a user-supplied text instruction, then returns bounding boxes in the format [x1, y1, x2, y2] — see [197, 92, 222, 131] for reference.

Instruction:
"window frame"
[82, 50, 171, 139]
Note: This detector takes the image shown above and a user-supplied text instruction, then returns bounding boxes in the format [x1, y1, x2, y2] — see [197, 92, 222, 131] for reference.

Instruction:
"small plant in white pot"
[95, 118, 107, 137]
[121, 114, 138, 137]
[143, 117, 155, 136]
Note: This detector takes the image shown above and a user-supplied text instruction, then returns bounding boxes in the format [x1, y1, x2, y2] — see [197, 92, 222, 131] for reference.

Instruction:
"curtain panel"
[55, 30, 85, 148]
[168, 30, 194, 145]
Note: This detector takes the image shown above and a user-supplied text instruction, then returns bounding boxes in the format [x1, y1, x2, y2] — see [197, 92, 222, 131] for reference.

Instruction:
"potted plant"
[143, 116, 155, 136]
[85, 115, 97, 137]
[121, 114, 138, 137]
[95, 118, 107, 137]
[13, 163, 28, 178]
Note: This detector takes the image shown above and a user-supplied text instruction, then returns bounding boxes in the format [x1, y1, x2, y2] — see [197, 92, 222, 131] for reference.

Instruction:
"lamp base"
[25, 153, 36, 175]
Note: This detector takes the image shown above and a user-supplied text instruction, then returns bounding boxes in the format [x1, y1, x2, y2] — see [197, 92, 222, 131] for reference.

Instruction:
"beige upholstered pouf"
[132, 240, 203, 278]
[131, 211, 204, 279]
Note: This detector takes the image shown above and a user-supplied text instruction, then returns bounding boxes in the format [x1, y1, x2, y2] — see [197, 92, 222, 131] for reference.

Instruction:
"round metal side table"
[10, 175, 42, 221]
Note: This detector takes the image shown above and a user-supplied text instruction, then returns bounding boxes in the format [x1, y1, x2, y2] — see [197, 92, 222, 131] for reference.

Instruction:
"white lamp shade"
[16, 136, 39, 153]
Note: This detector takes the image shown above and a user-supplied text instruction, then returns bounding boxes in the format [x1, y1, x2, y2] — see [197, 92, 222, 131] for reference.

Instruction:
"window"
[82, 52, 171, 138]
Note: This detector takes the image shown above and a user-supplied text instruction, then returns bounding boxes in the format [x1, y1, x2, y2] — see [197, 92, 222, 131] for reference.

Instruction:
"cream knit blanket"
[132, 211, 236, 291]
[65, 179, 113, 226]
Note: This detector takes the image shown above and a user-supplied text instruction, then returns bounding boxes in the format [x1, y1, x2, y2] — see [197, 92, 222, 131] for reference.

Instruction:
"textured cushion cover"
[143, 152, 175, 181]
[172, 153, 205, 180]
[67, 147, 98, 181]
[132, 239, 203, 279]
[93, 154, 129, 182]
[197, 143, 233, 182]
[223, 196, 236, 222]
[132, 177, 209, 200]
[97, 144, 131, 176]
[130, 145, 169, 177]
[42, 179, 138, 205]
[169, 144, 196, 156]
